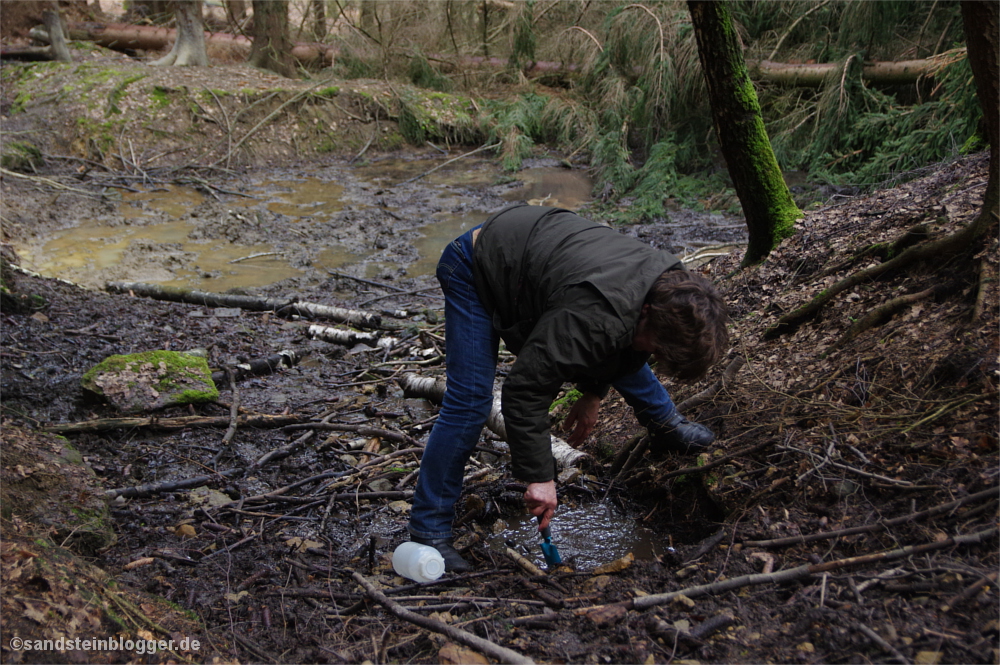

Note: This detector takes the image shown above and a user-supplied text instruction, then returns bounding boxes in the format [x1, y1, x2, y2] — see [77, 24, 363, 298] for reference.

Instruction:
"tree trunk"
[151, 0, 208, 66]
[249, 0, 296, 78]
[310, 0, 326, 41]
[42, 10, 72, 62]
[687, 0, 802, 267]
[359, 0, 377, 37]
[961, 1, 999, 224]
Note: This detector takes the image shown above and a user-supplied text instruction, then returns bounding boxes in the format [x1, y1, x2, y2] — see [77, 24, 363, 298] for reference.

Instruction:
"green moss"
[313, 86, 341, 98]
[150, 86, 173, 109]
[81, 350, 219, 404]
[396, 87, 479, 145]
[75, 117, 120, 159]
[10, 90, 33, 114]
[1, 141, 43, 172]
[549, 388, 582, 412]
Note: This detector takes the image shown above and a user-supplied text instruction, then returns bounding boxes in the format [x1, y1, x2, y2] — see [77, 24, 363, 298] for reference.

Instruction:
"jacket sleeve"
[501, 302, 627, 483]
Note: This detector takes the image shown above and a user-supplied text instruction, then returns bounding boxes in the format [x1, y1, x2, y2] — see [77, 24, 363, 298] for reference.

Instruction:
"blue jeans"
[407, 228, 679, 539]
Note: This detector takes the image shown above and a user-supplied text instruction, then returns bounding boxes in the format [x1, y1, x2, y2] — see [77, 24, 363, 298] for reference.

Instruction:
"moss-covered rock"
[81, 350, 218, 414]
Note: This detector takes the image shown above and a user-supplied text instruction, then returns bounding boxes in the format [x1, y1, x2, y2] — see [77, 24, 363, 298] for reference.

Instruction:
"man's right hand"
[524, 480, 557, 530]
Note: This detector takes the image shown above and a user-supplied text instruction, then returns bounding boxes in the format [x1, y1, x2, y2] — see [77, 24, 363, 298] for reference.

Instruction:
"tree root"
[833, 285, 940, 348]
[765, 211, 994, 339]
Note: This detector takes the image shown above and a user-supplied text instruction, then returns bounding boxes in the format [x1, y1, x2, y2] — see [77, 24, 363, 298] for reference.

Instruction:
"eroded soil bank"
[1, 53, 998, 665]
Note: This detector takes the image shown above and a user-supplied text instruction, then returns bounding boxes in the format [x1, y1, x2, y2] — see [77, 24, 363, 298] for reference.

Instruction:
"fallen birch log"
[307, 324, 397, 351]
[352, 572, 535, 665]
[399, 373, 591, 470]
[106, 281, 381, 328]
[212, 349, 307, 388]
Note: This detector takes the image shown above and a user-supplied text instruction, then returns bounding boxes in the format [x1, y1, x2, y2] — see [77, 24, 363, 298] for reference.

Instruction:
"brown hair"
[644, 269, 729, 381]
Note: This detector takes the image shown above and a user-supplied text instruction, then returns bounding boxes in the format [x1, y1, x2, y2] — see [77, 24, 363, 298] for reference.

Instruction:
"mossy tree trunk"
[961, 0, 999, 224]
[687, 0, 802, 267]
[249, 0, 296, 78]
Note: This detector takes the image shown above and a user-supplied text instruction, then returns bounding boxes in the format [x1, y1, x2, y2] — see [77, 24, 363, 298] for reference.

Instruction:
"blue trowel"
[539, 524, 562, 566]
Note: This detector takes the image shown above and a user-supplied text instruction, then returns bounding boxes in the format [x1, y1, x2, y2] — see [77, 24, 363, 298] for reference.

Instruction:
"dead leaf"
[593, 552, 634, 575]
[584, 603, 628, 626]
[174, 524, 197, 539]
[22, 602, 47, 623]
[438, 643, 490, 664]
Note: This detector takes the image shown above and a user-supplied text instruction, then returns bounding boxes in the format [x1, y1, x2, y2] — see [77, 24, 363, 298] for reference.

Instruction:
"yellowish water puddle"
[16, 166, 593, 291]
[26, 220, 303, 291]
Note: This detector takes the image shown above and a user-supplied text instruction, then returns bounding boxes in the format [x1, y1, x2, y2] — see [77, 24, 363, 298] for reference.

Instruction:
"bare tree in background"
[248, 0, 296, 78]
[151, 0, 208, 66]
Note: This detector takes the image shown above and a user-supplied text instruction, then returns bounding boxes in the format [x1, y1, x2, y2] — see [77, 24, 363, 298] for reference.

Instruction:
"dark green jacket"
[472, 205, 682, 483]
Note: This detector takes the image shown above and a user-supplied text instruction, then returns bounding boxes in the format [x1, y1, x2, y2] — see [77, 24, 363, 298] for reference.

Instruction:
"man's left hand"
[564, 392, 601, 446]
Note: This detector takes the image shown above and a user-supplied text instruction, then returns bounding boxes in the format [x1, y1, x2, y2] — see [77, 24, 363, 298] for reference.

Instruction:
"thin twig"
[399, 143, 501, 185]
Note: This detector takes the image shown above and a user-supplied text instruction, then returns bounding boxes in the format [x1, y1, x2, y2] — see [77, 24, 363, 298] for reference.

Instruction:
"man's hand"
[524, 480, 557, 530]
[564, 392, 601, 446]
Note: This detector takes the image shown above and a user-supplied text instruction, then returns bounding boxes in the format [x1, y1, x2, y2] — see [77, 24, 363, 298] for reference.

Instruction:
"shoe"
[648, 413, 715, 455]
[410, 536, 473, 573]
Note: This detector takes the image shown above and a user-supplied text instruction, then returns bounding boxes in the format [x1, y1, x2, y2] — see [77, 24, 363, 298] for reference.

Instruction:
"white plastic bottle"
[392, 542, 445, 582]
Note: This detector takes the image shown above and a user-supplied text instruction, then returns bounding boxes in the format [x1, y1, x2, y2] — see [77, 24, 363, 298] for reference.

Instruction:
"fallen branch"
[107, 280, 293, 310]
[106, 281, 382, 328]
[352, 572, 536, 665]
[106, 468, 241, 498]
[0, 167, 104, 198]
[629, 526, 998, 610]
[505, 548, 547, 577]
[211, 350, 308, 389]
[212, 367, 240, 465]
[212, 77, 342, 168]
[280, 422, 423, 448]
[856, 622, 911, 665]
[308, 323, 396, 350]
[46, 413, 305, 434]
[940, 571, 998, 613]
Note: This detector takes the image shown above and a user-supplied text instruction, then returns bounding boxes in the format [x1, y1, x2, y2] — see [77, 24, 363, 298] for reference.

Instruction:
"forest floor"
[1, 45, 999, 665]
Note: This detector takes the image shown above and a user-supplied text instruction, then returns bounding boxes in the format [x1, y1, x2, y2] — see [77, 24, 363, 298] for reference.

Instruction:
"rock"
[81, 350, 218, 413]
